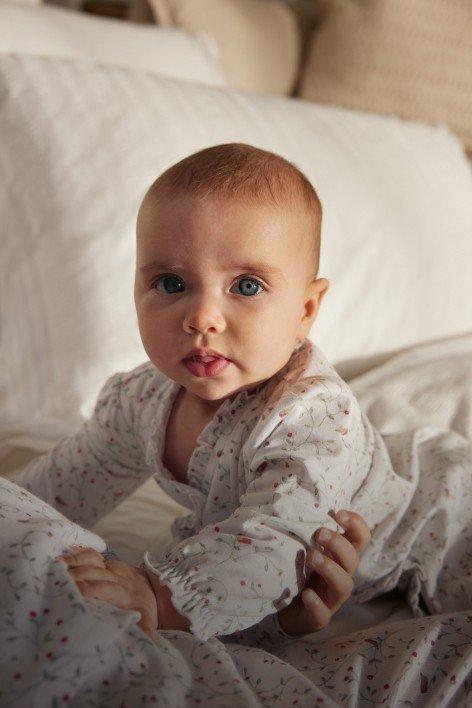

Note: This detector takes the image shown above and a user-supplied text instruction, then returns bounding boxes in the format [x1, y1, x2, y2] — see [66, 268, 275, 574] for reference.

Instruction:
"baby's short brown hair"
[141, 142, 322, 280]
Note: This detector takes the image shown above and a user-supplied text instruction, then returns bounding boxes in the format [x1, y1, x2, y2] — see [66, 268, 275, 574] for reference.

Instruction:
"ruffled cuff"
[144, 551, 233, 640]
[144, 550, 292, 643]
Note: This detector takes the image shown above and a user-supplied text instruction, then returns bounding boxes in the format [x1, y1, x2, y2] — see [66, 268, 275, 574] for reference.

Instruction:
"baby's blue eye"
[234, 278, 263, 297]
[151, 275, 264, 297]
[152, 275, 185, 294]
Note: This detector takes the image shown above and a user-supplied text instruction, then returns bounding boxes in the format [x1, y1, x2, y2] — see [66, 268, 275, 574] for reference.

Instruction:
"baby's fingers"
[334, 510, 371, 551]
[305, 549, 354, 611]
[75, 579, 132, 609]
[55, 547, 106, 569]
[76, 579, 155, 638]
[69, 565, 124, 586]
[312, 528, 359, 576]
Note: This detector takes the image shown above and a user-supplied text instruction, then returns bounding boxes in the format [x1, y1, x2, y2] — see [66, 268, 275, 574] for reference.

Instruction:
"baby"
[12, 143, 472, 644]
[10, 142, 369, 644]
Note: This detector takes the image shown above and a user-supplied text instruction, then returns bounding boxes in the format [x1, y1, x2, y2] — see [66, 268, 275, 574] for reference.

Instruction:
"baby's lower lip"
[183, 356, 230, 378]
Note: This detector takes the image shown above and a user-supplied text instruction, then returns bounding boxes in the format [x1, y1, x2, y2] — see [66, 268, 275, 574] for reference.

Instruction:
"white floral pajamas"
[2, 338, 472, 704]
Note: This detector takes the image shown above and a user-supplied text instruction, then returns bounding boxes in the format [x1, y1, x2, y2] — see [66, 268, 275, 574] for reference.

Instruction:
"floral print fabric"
[1, 475, 472, 706]
[9, 339, 472, 645]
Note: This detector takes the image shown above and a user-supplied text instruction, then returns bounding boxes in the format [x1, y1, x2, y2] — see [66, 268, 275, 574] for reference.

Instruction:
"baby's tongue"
[185, 356, 229, 377]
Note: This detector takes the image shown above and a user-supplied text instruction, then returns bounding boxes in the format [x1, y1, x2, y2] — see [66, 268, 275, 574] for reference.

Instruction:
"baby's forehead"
[137, 191, 315, 269]
[139, 193, 311, 253]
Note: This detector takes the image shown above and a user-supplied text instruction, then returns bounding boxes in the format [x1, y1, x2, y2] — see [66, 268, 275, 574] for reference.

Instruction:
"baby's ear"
[317, 277, 330, 298]
[313, 279, 329, 312]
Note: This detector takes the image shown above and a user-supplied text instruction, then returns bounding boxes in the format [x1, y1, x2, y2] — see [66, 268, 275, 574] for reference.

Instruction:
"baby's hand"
[277, 510, 371, 637]
[55, 546, 158, 638]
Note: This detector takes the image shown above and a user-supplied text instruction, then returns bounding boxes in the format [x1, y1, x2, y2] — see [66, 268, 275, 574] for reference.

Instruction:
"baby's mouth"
[187, 355, 222, 363]
[183, 355, 231, 378]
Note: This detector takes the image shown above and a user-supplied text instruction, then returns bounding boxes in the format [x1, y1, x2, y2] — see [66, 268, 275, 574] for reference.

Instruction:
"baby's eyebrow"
[139, 261, 285, 278]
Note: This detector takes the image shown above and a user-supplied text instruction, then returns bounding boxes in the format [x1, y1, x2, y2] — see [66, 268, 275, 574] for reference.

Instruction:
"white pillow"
[1, 52, 472, 442]
[0, 1, 225, 86]
[5, 0, 41, 5]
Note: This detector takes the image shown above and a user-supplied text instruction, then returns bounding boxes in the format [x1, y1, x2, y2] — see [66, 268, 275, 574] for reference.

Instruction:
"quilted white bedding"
[1, 330, 471, 706]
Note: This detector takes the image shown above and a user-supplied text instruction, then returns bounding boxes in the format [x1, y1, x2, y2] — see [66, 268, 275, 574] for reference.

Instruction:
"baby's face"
[134, 194, 329, 415]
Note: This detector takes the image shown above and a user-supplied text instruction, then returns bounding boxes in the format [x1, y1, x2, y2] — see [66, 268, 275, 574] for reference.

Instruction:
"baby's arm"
[57, 510, 371, 647]
[9, 371, 156, 528]
[143, 385, 370, 642]
[148, 510, 371, 646]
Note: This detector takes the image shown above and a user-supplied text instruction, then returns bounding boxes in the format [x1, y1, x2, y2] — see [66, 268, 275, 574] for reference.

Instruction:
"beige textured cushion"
[299, 0, 472, 154]
[146, 0, 301, 95]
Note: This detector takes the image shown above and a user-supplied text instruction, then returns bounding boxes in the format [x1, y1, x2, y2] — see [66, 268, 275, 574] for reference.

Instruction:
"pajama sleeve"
[144, 383, 370, 642]
[8, 371, 156, 529]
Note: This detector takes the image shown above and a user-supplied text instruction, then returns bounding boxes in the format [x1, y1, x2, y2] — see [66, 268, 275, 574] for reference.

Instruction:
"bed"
[1, 2, 472, 705]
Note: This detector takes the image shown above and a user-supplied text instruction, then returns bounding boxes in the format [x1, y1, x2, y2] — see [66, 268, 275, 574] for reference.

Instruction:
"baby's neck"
[179, 388, 227, 420]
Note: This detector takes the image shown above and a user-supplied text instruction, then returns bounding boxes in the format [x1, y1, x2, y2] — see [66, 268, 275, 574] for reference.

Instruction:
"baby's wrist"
[145, 568, 191, 632]
[144, 569, 163, 628]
